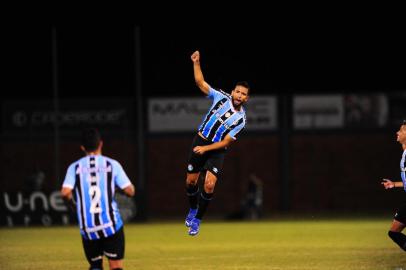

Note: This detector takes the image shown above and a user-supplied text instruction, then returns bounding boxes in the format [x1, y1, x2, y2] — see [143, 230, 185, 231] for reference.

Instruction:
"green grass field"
[1, 218, 405, 269]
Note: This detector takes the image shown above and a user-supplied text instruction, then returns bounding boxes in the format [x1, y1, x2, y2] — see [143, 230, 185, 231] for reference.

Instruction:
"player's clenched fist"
[191, 51, 200, 62]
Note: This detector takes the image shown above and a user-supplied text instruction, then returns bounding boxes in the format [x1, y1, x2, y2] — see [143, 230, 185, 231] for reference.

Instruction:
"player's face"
[396, 124, 406, 144]
[231, 86, 249, 107]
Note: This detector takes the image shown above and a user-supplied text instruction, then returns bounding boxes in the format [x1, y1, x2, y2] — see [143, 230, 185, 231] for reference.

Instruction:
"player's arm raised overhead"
[193, 134, 235, 155]
[191, 50, 210, 95]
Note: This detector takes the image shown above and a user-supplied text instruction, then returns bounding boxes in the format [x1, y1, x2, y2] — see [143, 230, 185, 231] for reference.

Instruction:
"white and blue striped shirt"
[198, 87, 246, 142]
[62, 155, 132, 240]
[401, 150, 406, 191]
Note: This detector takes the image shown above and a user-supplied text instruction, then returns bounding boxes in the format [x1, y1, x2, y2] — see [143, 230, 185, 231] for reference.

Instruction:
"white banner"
[344, 94, 388, 127]
[245, 97, 277, 130]
[148, 96, 277, 132]
[293, 95, 344, 129]
[148, 97, 209, 132]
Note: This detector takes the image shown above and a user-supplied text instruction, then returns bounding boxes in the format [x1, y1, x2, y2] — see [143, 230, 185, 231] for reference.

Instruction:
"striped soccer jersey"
[401, 150, 406, 191]
[62, 155, 132, 240]
[198, 87, 246, 142]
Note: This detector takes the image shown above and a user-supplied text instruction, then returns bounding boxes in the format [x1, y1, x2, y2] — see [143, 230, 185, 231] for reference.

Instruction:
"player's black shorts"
[82, 226, 125, 264]
[186, 134, 226, 177]
[394, 204, 406, 224]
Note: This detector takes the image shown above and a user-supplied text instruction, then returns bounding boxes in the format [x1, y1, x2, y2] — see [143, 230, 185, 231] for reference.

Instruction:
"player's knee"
[204, 182, 215, 193]
[186, 179, 198, 187]
[186, 175, 198, 185]
[89, 258, 103, 270]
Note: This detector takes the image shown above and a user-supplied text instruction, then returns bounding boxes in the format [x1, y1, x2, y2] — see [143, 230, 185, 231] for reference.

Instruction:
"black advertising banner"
[1, 98, 133, 135]
[0, 190, 75, 226]
[0, 191, 137, 227]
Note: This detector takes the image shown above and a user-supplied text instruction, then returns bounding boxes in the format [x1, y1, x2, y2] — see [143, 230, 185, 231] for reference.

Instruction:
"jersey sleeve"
[207, 86, 228, 102]
[113, 161, 132, 189]
[62, 164, 76, 189]
[228, 121, 245, 140]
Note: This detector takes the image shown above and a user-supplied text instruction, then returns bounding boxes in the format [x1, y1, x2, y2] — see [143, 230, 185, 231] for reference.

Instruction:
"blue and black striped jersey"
[198, 87, 246, 142]
[62, 155, 132, 240]
[401, 150, 406, 191]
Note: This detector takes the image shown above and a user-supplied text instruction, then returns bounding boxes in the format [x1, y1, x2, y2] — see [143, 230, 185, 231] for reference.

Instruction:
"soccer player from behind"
[381, 120, 406, 252]
[185, 50, 249, 236]
[61, 128, 135, 270]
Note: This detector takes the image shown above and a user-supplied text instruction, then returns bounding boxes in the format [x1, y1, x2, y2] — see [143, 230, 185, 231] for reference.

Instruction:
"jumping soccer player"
[185, 50, 250, 236]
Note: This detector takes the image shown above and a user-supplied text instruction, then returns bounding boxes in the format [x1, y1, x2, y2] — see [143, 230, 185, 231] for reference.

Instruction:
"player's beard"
[233, 99, 244, 111]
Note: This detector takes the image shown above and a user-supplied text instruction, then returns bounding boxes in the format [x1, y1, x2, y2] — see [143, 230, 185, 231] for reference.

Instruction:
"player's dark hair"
[403, 120, 406, 126]
[81, 128, 101, 152]
[236, 81, 250, 93]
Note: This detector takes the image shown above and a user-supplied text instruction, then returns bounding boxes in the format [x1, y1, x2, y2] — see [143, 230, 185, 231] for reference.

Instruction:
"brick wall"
[1, 133, 404, 218]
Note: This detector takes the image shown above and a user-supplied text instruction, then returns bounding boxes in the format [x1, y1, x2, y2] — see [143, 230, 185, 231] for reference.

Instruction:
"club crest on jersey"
[225, 112, 231, 118]
[188, 164, 193, 171]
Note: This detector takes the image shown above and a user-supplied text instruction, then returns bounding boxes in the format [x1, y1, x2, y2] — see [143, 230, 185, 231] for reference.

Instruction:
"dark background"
[5, 24, 405, 99]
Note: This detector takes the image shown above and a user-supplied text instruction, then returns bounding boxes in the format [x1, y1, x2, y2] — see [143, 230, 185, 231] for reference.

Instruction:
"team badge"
[225, 112, 231, 118]
[188, 164, 193, 171]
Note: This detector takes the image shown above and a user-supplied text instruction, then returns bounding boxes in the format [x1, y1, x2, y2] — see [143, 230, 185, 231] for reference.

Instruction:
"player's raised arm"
[191, 50, 210, 95]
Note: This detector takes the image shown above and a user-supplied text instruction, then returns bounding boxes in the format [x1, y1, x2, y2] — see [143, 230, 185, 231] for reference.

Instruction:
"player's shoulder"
[65, 158, 82, 175]
[212, 87, 231, 99]
[102, 155, 119, 165]
[66, 162, 76, 172]
[240, 106, 247, 118]
[68, 157, 83, 169]
[102, 156, 124, 170]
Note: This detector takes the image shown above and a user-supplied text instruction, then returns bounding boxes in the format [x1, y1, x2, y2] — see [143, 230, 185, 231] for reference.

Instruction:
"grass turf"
[0, 218, 405, 269]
